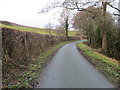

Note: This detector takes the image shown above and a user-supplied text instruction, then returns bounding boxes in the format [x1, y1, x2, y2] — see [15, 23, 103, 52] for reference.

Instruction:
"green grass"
[1, 23, 77, 36]
[77, 43, 119, 87]
[1, 24, 56, 35]
[77, 43, 118, 66]
[68, 31, 77, 36]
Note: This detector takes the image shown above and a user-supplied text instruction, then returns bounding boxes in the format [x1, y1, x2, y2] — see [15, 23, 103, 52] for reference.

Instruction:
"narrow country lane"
[36, 41, 115, 88]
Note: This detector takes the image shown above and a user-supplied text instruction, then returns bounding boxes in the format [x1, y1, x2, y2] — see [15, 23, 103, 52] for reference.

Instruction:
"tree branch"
[113, 13, 120, 16]
[107, 3, 120, 12]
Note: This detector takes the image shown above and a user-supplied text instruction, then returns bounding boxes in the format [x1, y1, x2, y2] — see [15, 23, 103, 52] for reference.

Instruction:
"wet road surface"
[36, 41, 115, 88]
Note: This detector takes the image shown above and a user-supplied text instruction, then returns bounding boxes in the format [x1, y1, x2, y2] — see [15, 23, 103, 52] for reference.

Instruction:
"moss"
[77, 43, 119, 87]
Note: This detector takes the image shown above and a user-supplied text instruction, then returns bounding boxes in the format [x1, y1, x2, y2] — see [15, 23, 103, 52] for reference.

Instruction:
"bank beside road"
[2, 27, 80, 88]
[77, 42, 119, 87]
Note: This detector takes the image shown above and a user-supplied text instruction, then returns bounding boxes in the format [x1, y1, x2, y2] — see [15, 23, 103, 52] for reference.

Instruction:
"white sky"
[0, 0, 62, 28]
[0, 0, 119, 28]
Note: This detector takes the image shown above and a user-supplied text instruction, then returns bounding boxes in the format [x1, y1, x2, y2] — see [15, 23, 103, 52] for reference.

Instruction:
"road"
[36, 41, 115, 88]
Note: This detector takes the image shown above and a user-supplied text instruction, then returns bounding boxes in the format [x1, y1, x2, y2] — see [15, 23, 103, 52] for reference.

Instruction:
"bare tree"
[59, 9, 71, 38]
[63, 0, 120, 51]
[45, 23, 53, 35]
[39, 0, 120, 16]
[99, 0, 120, 51]
[39, 0, 120, 51]
[56, 26, 66, 36]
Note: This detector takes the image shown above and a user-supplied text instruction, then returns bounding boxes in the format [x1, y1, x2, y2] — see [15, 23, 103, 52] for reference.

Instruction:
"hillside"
[0, 21, 77, 36]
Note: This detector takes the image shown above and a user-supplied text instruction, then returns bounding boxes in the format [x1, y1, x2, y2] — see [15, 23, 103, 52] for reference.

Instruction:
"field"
[0, 23, 77, 36]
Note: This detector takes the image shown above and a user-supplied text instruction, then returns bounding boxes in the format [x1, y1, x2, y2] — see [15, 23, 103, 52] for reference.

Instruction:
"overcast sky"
[0, 0, 62, 28]
[0, 0, 119, 28]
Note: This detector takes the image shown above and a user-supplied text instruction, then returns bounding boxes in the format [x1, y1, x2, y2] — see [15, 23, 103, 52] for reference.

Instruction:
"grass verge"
[6, 41, 72, 88]
[77, 43, 119, 87]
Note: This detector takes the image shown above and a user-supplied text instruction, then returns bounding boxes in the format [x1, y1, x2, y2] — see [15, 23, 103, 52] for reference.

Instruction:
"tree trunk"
[65, 16, 69, 39]
[102, 2, 107, 51]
